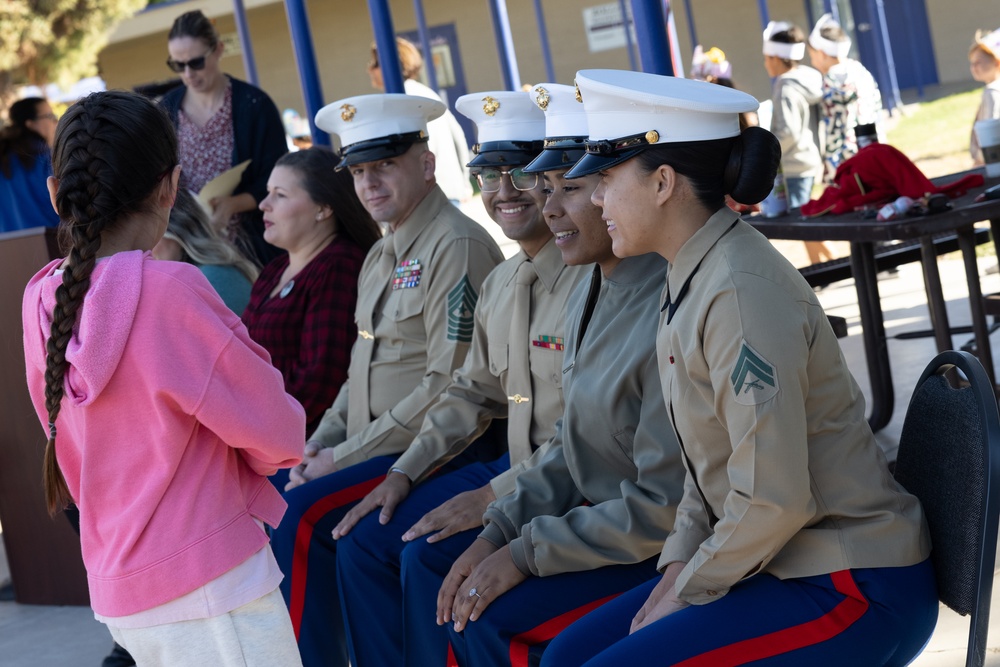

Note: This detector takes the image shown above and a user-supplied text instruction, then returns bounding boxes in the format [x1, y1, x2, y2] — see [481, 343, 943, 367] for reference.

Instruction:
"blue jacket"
[0, 146, 60, 233]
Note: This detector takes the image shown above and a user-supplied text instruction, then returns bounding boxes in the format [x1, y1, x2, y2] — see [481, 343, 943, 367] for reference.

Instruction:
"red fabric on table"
[800, 144, 985, 217]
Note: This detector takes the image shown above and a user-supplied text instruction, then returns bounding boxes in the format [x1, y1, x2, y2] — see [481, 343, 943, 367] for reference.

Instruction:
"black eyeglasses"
[166, 51, 212, 73]
[475, 167, 538, 193]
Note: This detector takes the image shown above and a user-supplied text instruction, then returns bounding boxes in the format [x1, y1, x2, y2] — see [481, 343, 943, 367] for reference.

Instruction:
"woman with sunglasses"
[161, 10, 287, 265]
[1, 97, 60, 232]
[540, 70, 936, 667]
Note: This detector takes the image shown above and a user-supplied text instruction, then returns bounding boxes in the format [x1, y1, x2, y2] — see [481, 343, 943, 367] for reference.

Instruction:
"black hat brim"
[468, 139, 545, 168]
[468, 149, 542, 168]
[336, 134, 428, 169]
[523, 148, 587, 174]
[564, 147, 646, 179]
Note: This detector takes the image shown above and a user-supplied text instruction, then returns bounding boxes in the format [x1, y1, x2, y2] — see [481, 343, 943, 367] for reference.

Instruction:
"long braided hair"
[42, 90, 178, 515]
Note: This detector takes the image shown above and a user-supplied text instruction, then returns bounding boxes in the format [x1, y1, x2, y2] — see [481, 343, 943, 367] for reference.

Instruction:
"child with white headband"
[807, 13, 882, 183]
[762, 21, 828, 262]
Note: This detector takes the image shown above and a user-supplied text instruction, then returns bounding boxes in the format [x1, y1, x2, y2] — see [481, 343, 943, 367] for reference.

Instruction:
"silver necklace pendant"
[279, 279, 295, 298]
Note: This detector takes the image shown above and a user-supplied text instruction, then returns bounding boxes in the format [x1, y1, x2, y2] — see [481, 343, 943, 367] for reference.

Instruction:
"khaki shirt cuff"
[674, 567, 731, 605]
[309, 422, 346, 449]
[657, 534, 700, 572]
[489, 467, 519, 498]
[392, 447, 431, 485]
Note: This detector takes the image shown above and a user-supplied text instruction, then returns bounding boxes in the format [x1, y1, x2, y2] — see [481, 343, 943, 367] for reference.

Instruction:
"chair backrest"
[894, 350, 1000, 667]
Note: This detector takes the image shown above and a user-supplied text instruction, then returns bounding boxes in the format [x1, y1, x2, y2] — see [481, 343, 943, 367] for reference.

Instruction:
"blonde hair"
[166, 189, 260, 283]
[970, 30, 1000, 60]
[369, 37, 424, 80]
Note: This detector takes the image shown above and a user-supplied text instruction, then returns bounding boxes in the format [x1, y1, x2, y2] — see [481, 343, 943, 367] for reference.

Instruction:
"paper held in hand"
[193, 160, 251, 215]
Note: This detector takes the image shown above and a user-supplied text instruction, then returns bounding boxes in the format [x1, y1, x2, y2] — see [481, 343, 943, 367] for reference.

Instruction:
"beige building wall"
[98, 0, 997, 123]
[925, 2, 995, 86]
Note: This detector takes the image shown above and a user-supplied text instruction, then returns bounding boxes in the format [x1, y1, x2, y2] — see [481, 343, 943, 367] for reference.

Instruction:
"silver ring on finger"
[469, 587, 483, 599]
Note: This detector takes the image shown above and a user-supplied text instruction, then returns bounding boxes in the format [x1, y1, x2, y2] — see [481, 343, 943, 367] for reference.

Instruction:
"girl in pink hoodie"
[22, 90, 306, 665]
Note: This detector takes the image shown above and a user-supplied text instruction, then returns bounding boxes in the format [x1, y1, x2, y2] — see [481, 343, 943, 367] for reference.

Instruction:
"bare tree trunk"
[0, 71, 16, 124]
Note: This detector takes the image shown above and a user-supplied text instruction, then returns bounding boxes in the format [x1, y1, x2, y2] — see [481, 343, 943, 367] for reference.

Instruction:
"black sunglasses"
[166, 51, 212, 73]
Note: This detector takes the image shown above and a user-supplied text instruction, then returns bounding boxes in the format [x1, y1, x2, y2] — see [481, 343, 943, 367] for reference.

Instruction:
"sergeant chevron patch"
[730, 340, 778, 405]
[447, 275, 478, 342]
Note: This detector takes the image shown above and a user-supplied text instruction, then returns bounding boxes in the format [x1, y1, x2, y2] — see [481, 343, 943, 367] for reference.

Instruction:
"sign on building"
[582, 2, 636, 53]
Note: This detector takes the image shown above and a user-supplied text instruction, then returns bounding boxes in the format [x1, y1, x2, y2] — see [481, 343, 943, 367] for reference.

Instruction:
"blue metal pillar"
[756, 0, 769, 28]
[231, 0, 259, 87]
[629, 0, 674, 75]
[368, 0, 405, 94]
[412, 0, 439, 91]
[487, 0, 521, 91]
[869, 0, 902, 112]
[618, 0, 639, 71]
[663, 1, 684, 77]
[532, 0, 557, 83]
[682, 0, 697, 49]
[824, 0, 839, 24]
[282, 0, 330, 146]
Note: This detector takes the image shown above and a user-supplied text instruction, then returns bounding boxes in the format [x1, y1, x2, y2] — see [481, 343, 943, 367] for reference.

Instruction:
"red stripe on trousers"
[675, 570, 869, 666]
[288, 476, 385, 640]
[447, 641, 458, 667]
[509, 594, 620, 667]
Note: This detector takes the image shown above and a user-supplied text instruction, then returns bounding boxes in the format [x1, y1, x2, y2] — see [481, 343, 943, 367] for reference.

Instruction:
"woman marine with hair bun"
[542, 70, 937, 666]
[21, 90, 305, 665]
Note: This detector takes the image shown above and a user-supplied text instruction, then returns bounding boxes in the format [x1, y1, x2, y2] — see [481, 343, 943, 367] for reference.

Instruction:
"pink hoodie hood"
[25, 250, 145, 407]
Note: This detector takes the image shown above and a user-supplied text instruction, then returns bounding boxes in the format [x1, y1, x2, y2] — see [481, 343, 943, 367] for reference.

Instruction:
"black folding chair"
[894, 350, 1000, 667]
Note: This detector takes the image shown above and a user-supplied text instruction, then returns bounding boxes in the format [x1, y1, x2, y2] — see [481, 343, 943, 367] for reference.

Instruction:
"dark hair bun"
[726, 126, 781, 204]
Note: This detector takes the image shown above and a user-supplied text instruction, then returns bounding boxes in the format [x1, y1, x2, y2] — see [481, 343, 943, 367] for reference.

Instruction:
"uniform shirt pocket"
[528, 344, 564, 389]
[379, 290, 426, 361]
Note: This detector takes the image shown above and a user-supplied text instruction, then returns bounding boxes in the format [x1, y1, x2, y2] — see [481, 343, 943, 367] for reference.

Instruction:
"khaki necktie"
[348, 236, 396, 434]
[507, 260, 537, 464]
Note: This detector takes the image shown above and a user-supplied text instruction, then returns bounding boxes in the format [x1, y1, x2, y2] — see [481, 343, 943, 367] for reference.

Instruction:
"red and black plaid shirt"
[243, 237, 367, 434]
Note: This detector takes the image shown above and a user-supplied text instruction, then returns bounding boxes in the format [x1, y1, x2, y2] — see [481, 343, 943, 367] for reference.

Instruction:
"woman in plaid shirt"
[243, 149, 381, 449]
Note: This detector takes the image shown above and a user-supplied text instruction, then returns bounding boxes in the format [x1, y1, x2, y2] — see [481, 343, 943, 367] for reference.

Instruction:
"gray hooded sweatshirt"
[770, 65, 823, 179]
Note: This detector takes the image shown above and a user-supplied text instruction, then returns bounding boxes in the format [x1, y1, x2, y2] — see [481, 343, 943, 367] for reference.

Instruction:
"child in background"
[763, 20, 831, 263]
[22, 90, 305, 666]
[808, 13, 882, 183]
[969, 28, 1000, 165]
[153, 188, 259, 314]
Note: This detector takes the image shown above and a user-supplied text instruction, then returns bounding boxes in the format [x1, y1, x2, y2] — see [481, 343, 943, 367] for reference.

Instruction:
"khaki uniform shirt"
[657, 207, 929, 605]
[311, 186, 504, 467]
[394, 238, 588, 496]
[481, 254, 685, 577]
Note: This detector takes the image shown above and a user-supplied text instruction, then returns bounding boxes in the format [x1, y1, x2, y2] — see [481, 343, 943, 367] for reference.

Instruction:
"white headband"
[977, 27, 1000, 58]
[809, 13, 852, 58]
[763, 21, 806, 60]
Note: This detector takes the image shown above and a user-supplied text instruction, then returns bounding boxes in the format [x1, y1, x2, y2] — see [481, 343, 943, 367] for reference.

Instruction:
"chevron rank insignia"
[730, 340, 778, 405]
[447, 275, 478, 342]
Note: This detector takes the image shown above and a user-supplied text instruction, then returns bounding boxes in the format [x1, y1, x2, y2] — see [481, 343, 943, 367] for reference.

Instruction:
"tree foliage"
[0, 0, 147, 99]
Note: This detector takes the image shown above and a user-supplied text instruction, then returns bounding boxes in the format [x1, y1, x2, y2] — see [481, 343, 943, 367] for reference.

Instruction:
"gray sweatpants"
[107, 588, 302, 666]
